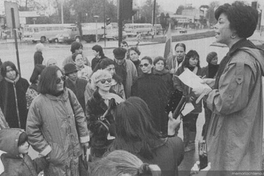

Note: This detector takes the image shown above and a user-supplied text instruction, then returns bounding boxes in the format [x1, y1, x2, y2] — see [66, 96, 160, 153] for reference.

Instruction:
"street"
[0, 31, 263, 175]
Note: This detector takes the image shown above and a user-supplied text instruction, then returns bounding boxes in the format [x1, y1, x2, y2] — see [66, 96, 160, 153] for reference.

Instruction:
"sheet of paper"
[181, 102, 194, 116]
[177, 69, 211, 90]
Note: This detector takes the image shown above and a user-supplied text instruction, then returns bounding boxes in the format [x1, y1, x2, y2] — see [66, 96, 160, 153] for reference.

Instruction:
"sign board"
[5, 1, 20, 28]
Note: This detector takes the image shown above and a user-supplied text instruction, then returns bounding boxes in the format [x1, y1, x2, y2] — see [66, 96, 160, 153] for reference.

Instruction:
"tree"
[176, 5, 184, 15]
[206, 1, 219, 26]
[139, 0, 160, 23]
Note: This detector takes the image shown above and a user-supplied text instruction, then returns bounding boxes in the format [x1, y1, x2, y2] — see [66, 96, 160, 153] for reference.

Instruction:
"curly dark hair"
[215, 1, 258, 39]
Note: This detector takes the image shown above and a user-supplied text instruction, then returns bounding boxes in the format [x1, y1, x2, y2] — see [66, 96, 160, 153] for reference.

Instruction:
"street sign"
[4, 2, 20, 29]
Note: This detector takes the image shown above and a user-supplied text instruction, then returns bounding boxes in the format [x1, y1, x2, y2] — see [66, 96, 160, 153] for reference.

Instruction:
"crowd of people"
[0, 2, 263, 176]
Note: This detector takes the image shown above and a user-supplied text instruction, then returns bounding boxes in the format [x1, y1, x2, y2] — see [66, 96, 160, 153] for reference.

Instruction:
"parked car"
[176, 27, 187, 33]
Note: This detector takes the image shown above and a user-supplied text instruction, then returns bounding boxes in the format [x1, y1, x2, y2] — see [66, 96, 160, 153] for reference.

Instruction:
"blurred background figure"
[166, 43, 186, 74]
[121, 41, 129, 50]
[0, 61, 29, 130]
[113, 47, 138, 98]
[64, 63, 88, 112]
[62, 41, 90, 67]
[91, 45, 108, 71]
[127, 47, 142, 76]
[173, 50, 202, 152]
[72, 53, 92, 81]
[91, 150, 161, 176]
[200, 52, 219, 139]
[26, 64, 46, 109]
[45, 58, 57, 67]
[34, 43, 44, 66]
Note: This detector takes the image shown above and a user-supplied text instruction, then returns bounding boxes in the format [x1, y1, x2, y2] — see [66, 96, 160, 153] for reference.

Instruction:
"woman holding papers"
[173, 50, 202, 152]
[193, 2, 264, 172]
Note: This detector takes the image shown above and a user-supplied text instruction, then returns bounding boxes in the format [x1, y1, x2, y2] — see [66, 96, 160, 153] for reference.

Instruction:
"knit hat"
[30, 64, 46, 84]
[153, 56, 165, 66]
[206, 52, 217, 63]
[113, 47, 127, 60]
[64, 63, 78, 75]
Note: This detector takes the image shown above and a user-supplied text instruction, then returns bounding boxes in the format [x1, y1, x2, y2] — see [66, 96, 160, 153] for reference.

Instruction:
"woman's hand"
[167, 112, 182, 135]
[201, 78, 215, 88]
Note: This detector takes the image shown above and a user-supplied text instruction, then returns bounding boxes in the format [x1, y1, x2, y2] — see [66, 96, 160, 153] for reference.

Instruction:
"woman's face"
[104, 64, 115, 76]
[155, 60, 165, 71]
[75, 54, 84, 67]
[97, 75, 112, 92]
[175, 46, 185, 62]
[56, 70, 65, 92]
[189, 57, 199, 67]
[129, 50, 139, 62]
[93, 50, 99, 57]
[5, 66, 17, 80]
[214, 13, 233, 45]
[210, 56, 218, 65]
[140, 59, 152, 74]
[68, 71, 78, 82]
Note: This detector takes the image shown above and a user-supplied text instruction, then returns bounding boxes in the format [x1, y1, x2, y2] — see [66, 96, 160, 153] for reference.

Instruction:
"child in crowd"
[0, 128, 47, 176]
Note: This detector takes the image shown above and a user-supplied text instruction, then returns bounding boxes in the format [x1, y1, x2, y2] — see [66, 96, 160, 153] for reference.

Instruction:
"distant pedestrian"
[0, 61, 29, 130]
[64, 63, 88, 112]
[166, 43, 186, 74]
[26, 64, 46, 109]
[62, 41, 90, 67]
[91, 45, 108, 71]
[34, 43, 44, 65]
[113, 47, 138, 98]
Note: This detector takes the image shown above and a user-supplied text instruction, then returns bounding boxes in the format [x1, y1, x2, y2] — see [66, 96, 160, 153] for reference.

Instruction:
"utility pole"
[152, 0, 156, 38]
[103, 0, 106, 47]
[118, 0, 123, 47]
[61, 1, 64, 24]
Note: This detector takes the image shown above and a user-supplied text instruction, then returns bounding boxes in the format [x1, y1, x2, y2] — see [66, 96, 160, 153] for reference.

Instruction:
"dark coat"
[34, 51, 44, 65]
[131, 73, 168, 134]
[0, 77, 29, 129]
[86, 90, 115, 157]
[153, 68, 173, 98]
[65, 78, 88, 112]
[91, 56, 108, 71]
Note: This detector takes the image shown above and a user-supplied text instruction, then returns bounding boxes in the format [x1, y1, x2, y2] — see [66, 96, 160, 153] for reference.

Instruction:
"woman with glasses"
[72, 53, 92, 81]
[86, 69, 124, 160]
[26, 66, 89, 176]
[0, 61, 29, 130]
[93, 58, 126, 99]
[131, 56, 168, 135]
[173, 50, 202, 152]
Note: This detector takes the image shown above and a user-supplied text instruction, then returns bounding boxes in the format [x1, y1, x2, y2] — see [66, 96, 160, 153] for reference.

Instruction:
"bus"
[23, 23, 78, 43]
[124, 23, 153, 37]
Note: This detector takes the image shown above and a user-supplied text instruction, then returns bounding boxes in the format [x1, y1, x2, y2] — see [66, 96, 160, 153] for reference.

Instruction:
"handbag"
[68, 91, 89, 176]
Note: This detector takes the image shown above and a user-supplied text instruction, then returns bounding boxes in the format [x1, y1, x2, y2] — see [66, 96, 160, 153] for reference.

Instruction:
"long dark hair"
[111, 97, 163, 160]
[38, 66, 64, 95]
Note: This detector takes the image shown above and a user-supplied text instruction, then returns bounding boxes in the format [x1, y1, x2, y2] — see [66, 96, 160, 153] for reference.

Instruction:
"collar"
[228, 39, 256, 56]
[4, 74, 20, 84]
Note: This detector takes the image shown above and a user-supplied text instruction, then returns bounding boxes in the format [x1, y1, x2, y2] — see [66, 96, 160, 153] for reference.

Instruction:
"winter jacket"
[34, 51, 44, 65]
[0, 76, 29, 129]
[26, 88, 89, 176]
[0, 128, 47, 176]
[153, 68, 173, 98]
[65, 78, 88, 112]
[205, 44, 264, 171]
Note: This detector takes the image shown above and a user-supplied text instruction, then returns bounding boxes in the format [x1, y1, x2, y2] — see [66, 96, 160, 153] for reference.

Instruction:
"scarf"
[153, 68, 170, 75]
[214, 39, 257, 89]
[132, 60, 140, 68]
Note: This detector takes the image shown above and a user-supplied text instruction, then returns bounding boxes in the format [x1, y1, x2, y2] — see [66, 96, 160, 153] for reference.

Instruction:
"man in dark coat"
[33, 43, 44, 65]
[64, 63, 88, 112]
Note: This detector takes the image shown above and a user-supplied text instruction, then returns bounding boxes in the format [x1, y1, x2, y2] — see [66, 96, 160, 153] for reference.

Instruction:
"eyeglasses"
[56, 76, 66, 84]
[99, 78, 112, 84]
[139, 63, 149, 68]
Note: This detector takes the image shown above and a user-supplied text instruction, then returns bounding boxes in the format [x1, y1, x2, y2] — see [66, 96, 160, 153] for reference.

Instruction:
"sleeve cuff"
[40, 145, 52, 156]
[80, 135, 90, 143]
